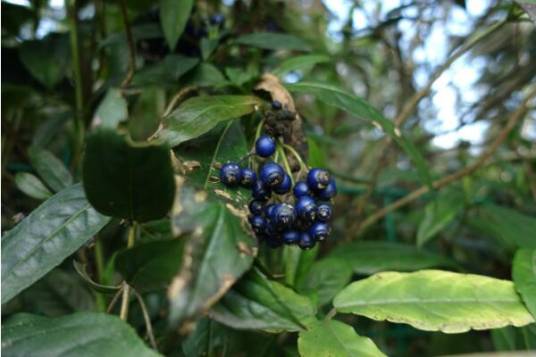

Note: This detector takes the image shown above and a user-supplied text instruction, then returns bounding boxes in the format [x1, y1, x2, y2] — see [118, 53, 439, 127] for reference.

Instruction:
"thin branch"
[119, 223, 137, 320]
[133, 289, 158, 349]
[107, 286, 124, 313]
[355, 87, 535, 236]
[119, 0, 136, 88]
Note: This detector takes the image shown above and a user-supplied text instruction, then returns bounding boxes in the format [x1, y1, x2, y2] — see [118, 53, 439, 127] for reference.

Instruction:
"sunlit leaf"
[513, 249, 536, 318]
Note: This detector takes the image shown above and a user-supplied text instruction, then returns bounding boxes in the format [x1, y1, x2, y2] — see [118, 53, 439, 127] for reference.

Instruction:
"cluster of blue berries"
[219, 132, 336, 250]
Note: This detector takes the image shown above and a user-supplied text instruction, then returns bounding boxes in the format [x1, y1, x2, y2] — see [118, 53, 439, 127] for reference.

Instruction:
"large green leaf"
[1, 184, 110, 304]
[471, 204, 536, 249]
[273, 54, 330, 77]
[95, 88, 128, 129]
[29, 146, 73, 192]
[298, 320, 386, 357]
[162, 95, 262, 147]
[417, 189, 465, 246]
[160, 0, 193, 50]
[15, 172, 52, 200]
[82, 129, 175, 222]
[329, 241, 457, 275]
[116, 239, 184, 292]
[168, 182, 255, 326]
[334, 270, 535, 333]
[513, 249, 536, 318]
[235, 32, 311, 51]
[210, 269, 316, 332]
[287, 81, 432, 186]
[2, 312, 160, 356]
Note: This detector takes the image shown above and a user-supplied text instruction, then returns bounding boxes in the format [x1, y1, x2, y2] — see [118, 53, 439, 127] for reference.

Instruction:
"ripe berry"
[298, 232, 315, 249]
[241, 168, 257, 188]
[249, 200, 264, 215]
[264, 203, 277, 220]
[209, 13, 225, 26]
[255, 135, 276, 157]
[282, 230, 300, 244]
[293, 181, 310, 197]
[248, 215, 266, 235]
[260, 162, 285, 187]
[220, 162, 242, 187]
[272, 203, 296, 229]
[316, 203, 332, 222]
[316, 179, 337, 200]
[271, 100, 282, 110]
[295, 196, 316, 222]
[307, 168, 331, 191]
[273, 173, 291, 194]
[252, 180, 271, 201]
[309, 222, 331, 242]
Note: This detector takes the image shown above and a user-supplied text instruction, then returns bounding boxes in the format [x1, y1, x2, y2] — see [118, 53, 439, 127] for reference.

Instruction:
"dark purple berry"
[265, 203, 277, 220]
[209, 13, 225, 26]
[282, 230, 300, 245]
[249, 200, 264, 215]
[309, 222, 331, 242]
[298, 232, 315, 249]
[271, 100, 282, 110]
[273, 173, 291, 194]
[316, 203, 332, 222]
[248, 215, 266, 235]
[295, 196, 316, 222]
[220, 162, 242, 187]
[293, 181, 310, 197]
[307, 168, 331, 191]
[255, 135, 276, 157]
[260, 162, 285, 187]
[272, 203, 296, 229]
[316, 179, 337, 200]
[241, 168, 257, 188]
[252, 180, 271, 201]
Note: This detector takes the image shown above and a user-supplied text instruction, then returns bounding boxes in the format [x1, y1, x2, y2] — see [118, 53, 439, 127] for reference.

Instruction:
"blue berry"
[241, 168, 257, 188]
[293, 181, 310, 197]
[248, 215, 266, 235]
[255, 135, 276, 157]
[307, 168, 331, 191]
[273, 203, 296, 229]
[298, 232, 315, 249]
[260, 162, 285, 187]
[264, 203, 277, 220]
[209, 13, 225, 26]
[282, 230, 300, 245]
[295, 196, 316, 222]
[309, 222, 331, 242]
[264, 220, 279, 237]
[220, 162, 242, 186]
[252, 180, 271, 201]
[272, 100, 282, 110]
[273, 173, 291, 194]
[316, 203, 332, 222]
[316, 179, 337, 200]
[249, 200, 264, 215]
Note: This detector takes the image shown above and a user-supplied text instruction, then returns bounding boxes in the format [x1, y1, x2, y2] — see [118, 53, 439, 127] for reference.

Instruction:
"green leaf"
[168, 182, 255, 326]
[298, 320, 386, 357]
[210, 269, 316, 332]
[334, 270, 535, 333]
[273, 54, 330, 77]
[417, 189, 465, 246]
[471, 204, 536, 249]
[283, 245, 319, 287]
[132, 55, 198, 87]
[95, 88, 128, 129]
[18, 34, 69, 88]
[161, 95, 262, 147]
[128, 88, 166, 141]
[82, 129, 175, 222]
[287, 81, 432, 187]
[160, 0, 193, 50]
[14, 172, 52, 200]
[235, 32, 311, 51]
[1, 184, 110, 304]
[492, 324, 536, 351]
[297, 258, 353, 306]
[2, 312, 160, 356]
[513, 249, 536, 318]
[329, 241, 457, 275]
[116, 239, 184, 292]
[28, 146, 73, 192]
[185, 63, 228, 87]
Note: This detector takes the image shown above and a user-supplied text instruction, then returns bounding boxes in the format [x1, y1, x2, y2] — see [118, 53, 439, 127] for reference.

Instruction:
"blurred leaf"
[18, 34, 69, 88]
[329, 241, 457, 275]
[132, 55, 198, 87]
[273, 54, 330, 77]
[116, 239, 184, 293]
[160, 0, 193, 50]
[161, 95, 262, 147]
[334, 270, 535, 333]
[235, 32, 311, 51]
[307, 136, 327, 168]
[297, 258, 353, 306]
[95, 88, 128, 129]
[2, 2, 33, 37]
[73, 261, 121, 294]
[210, 269, 316, 332]
[298, 320, 386, 357]
[513, 249, 536, 318]
[1, 184, 110, 304]
[28, 146, 73, 192]
[15, 172, 52, 200]
[492, 325, 536, 351]
[128, 88, 165, 141]
[82, 129, 175, 222]
[417, 189, 465, 246]
[287, 82, 432, 187]
[283, 245, 319, 287]
[225, 67, 257, 87]
[185, 63, 228, 87]
[2, 312, 161, 356]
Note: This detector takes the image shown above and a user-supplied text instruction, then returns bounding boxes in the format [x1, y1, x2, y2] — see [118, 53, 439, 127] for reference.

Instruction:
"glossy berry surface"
[260, 162, 285, 187]
[273, 203, 296, 229]
[295, 196, 316, 222]
[252, 180, 271, 201]
[249, 215, 266, 235]
[282, 230, 300, 244]
[309, 222, 331, 242]
[316, 179, 337, 200]
[293, 181, 310, 197]
[255, 135, 276, 157]
[220, 162, 242, 187]
[241, 168, 257, 188]
[316, 203, 332, 222]
[248, 200, 264, 215]
[298, 232, 315, 249]
[307, 168, 331, 191]
[264, 203, 277, 220]
[273, 173, 291, 194]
